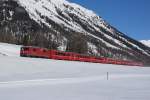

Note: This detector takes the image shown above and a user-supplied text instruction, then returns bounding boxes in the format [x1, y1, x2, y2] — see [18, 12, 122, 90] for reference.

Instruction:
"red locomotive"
[20, 46, 143, 66]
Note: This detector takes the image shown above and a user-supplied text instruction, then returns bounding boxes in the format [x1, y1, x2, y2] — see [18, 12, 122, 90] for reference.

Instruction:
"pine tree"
[23, 34, 30, 46]
[66, 33, 88, 54]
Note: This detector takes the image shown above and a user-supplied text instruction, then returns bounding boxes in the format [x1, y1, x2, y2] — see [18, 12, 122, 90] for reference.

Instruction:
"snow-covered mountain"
[140, 40, 150, 47]
[0, 0, 150, 65]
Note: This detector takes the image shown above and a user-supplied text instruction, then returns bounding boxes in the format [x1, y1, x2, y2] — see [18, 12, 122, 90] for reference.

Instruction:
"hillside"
[0, 0, 150, 65]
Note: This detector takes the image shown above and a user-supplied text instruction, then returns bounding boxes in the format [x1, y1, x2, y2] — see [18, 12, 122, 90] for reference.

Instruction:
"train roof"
[21, 46, 49, 50]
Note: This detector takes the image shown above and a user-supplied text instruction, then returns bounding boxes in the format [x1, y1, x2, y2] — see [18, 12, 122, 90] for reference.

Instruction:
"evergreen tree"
[23, 34, 30, 46]
[66, 33, 88, 54]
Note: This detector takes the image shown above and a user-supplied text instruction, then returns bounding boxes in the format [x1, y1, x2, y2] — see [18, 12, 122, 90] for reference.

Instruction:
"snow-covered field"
[0, 42, 150, 100]
[0, 42, 21, 56]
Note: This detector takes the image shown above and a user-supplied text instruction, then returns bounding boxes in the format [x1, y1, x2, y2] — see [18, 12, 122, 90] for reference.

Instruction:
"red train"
[20, 46, 143, 66]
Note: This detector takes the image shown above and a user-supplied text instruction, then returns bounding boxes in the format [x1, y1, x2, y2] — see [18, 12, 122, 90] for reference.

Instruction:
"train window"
[23, 48, 29, 51]
[43, 50, 46, 52]
[65, 53, 71, 56]
[80, 55, 87, 58]
[33, 48, 36, 51]
[21, 48, 24, 51]
[57, 52, 66, 56]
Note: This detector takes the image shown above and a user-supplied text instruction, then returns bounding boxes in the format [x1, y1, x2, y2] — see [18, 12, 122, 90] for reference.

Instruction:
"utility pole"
[107, 72, 109, 80]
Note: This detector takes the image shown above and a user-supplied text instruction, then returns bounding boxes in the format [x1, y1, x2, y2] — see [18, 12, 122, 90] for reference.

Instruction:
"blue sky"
[69, 0, 150, 40]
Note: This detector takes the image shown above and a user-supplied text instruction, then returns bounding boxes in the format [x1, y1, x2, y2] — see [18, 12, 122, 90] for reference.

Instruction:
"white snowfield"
[0, 42, 21, 56]
[0, 42, 150, 100]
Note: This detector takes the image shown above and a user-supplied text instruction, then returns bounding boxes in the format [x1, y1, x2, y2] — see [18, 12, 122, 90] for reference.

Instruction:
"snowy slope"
[0, 42, 150, 100]
[0, 42, 21, 56]
[13, 0, 150, 56]
[1, 0, 150, 65]
[15, 0, 103, 33]
[140, 40, 150, 47]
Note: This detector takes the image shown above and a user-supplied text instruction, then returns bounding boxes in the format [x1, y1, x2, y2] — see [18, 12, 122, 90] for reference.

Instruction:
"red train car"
[20, 46, 50, 58]
[20, 46, 143, 66]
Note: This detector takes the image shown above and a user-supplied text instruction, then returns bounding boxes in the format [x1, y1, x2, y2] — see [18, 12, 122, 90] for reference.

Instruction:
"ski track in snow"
[0, 74, 150, 88]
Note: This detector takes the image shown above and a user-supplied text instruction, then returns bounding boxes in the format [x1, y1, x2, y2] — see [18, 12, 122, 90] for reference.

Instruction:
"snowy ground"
[0, 42, 21, 56]
[0, 42, 150, 100]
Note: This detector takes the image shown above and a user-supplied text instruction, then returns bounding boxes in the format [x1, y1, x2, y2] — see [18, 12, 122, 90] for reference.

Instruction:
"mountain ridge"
[140, 40, 150, 47]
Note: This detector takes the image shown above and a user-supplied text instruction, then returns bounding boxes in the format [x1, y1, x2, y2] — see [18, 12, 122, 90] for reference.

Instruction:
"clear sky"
[69, 0, 150, 40]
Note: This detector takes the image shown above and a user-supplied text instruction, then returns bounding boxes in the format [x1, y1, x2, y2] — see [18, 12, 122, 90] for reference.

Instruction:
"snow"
[119, 37, 150, 56]
[88, 33, 119, 49]
[140, 40, 150, 47]
[10, 0, 149, 55]
[103, 33, 128, 48]
[0, 42, 21, 56]
[14, 0, 122, 49]
[16, 0, 87, 33]
[87, 42, 98, 54]
[0, 42, 150, 100]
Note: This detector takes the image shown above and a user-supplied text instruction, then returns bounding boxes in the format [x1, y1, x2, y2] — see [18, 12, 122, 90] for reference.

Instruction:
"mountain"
[0, 0, 150, 65]
[140, 40, 150, 47]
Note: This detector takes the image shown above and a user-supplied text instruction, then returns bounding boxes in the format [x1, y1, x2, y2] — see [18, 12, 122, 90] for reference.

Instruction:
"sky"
[69, 0, 150, 40]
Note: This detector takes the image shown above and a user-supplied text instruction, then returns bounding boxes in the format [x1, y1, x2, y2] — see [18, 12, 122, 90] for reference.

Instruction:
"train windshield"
[21, 47, 29, 51]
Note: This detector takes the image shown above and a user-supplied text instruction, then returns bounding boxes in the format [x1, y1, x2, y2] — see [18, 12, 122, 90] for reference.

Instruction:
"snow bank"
[0, 42, 21, 57]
